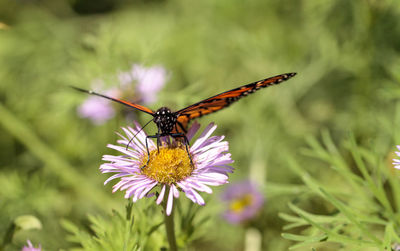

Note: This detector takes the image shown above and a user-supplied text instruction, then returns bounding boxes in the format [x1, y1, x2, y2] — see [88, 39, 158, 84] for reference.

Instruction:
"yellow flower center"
[140, 145, 194, 185]
[229, 194, 254, 213]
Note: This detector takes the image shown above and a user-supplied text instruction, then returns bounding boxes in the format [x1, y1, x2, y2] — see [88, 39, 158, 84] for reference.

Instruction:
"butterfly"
[72, 72, 296, 164]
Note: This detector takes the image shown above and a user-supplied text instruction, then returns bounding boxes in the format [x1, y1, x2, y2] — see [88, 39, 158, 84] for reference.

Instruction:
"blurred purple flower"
[77, 79, 118, 125]
[100, 122, 234, 215]
[22, 240, 41, 251]
[132, 64, 168, 104]
[77, 95, 116, 125]
[393, 145, 400, 169]
[221, 180, 265, 224]
[118, 71, 134, 87]
[78, 64, 167, 124]
[118, 64, 168, 104]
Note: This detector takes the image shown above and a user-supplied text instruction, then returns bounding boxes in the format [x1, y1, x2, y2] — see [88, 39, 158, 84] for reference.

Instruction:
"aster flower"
[393, 145, 400, 169]
[22, 240, 41, 251]
[221, 180, 265, 224]
[118, 64, 168, 104]
[77, 80, 118, 125]
[131, 64, 168, 104]
[78, 64, 168, 125]
[100, 122, 234, 216]
[118, 71, 134, 87]
[77, 95, 116, 125]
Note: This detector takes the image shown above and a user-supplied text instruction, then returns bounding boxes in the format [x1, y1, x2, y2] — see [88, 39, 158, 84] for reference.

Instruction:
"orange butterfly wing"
[175, 72, 296, 132]
[71, 86, 154, 115]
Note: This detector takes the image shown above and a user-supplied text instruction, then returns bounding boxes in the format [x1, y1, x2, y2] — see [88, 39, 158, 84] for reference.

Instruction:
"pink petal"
[156, 185, 166, 204]
[186, 121, 201, 141]
[166, 186, 174, 215]
[171, 184, 180, 198]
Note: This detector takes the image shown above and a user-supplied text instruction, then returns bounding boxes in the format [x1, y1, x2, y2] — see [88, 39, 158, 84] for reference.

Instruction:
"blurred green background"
[1, 0, 400, 250]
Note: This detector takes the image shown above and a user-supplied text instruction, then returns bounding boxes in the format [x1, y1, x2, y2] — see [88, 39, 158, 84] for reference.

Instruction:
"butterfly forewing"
[175, 72, 296, 131]
[71, 86, 154, 115]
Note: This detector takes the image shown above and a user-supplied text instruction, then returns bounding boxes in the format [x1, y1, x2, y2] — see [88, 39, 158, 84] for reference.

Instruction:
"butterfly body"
[153, 107, 177, 135]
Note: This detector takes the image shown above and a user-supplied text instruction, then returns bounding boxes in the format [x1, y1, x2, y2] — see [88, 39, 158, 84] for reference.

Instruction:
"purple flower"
[221, 180, 265, 224]
[22, 240, 41, 251]
[78, 64, 167, 125]
[77, 80, 119, 125]
[77, 95, 116, 125]
[132, 64, 168, 104]
[393, 145, 400, 169]
[118, 71, 134, 87]
[118, 64, 168, 104]
[100, 122, 234, 215]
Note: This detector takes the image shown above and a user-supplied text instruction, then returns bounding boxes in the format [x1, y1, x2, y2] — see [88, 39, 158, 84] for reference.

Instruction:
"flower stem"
[163, 188, 177, 251]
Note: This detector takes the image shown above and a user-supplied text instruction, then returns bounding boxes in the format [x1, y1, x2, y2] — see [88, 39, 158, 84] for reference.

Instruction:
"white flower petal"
[171, 184, 180, 198]
[191, 123, 217, 150]
[166, 187, 174, 215]
[156, 185, 166, 204]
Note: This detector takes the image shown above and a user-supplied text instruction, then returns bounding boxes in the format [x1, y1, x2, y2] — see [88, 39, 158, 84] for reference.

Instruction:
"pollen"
[140, 144, 194, 185]
[229, 194, 254, 213]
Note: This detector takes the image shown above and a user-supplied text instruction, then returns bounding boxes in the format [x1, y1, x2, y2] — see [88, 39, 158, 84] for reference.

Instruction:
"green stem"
[163, 187, 177, 251]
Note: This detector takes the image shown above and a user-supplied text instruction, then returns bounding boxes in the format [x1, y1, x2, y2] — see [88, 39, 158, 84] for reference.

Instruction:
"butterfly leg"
[170, 133, 194, 168]
[156, 128, 161, 153]
[141, 135, 152, 169]
[142, 134, 161, 169]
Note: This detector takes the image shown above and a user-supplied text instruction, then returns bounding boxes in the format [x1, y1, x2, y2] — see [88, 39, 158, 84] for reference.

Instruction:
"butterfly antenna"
[126, 118, 154, 150]
[70, 85, 96, 95]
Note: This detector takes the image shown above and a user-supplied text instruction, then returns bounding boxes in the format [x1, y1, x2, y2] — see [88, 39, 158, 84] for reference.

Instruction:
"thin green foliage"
[62, 202, 164, 251]
[282, 132, 400, 250]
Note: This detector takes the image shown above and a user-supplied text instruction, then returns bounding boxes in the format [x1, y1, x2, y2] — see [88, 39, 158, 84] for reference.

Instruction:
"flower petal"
[157, 185, 166, 205]
[166, 186, 174, 215]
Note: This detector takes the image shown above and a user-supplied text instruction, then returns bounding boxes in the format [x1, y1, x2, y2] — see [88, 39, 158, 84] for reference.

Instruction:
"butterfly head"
[153, 107, 177, 135]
